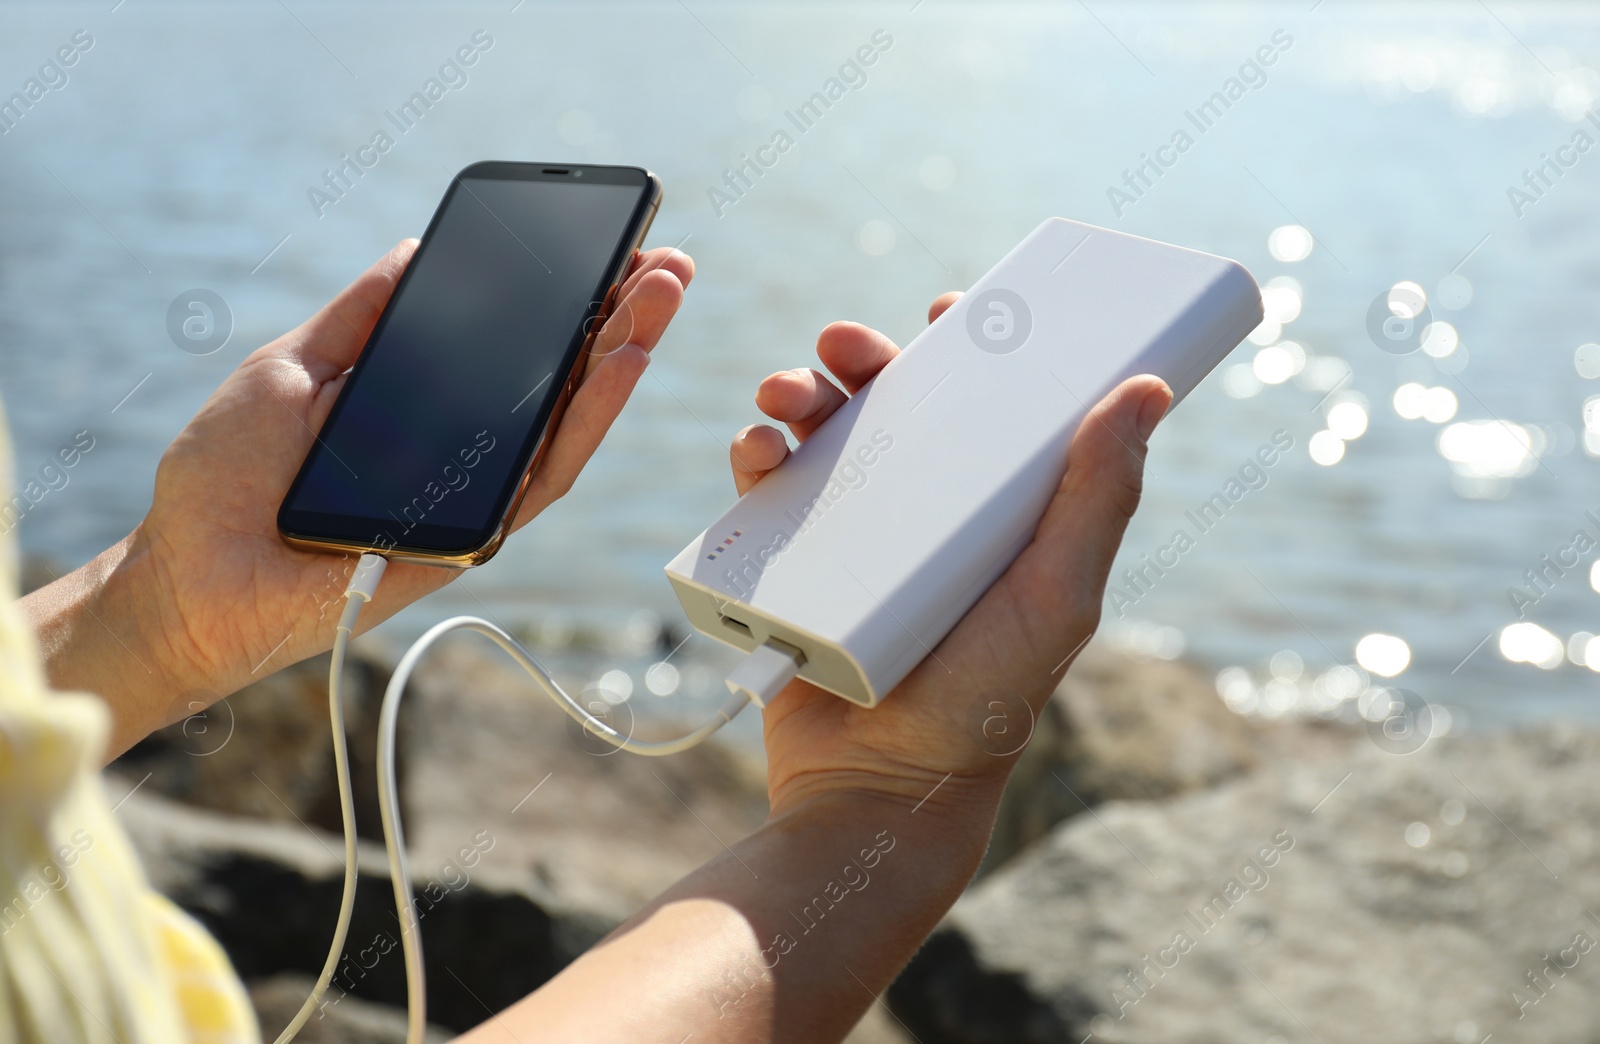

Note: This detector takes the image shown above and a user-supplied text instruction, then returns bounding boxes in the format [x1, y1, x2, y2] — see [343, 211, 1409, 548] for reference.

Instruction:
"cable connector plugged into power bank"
[725, 638, 805, 708]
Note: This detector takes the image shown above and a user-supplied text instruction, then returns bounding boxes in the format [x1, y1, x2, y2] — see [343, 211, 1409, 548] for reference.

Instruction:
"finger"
[511, 343, 652, 527]
[617, 246, 694, 299]
[582, 268, 685, 374]
[280, 239, 419, 382]
[1010, 375, 1172, 651]
[755, 368, 850, 442]
[814, 322, 901, 394]
[928, 291, 962, 324]
[730, 423, 791, 496]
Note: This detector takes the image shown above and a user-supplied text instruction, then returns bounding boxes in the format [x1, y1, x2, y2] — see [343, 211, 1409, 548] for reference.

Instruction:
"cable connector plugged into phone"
[344, 553, 388, 604]
[724, 638, 804, 708]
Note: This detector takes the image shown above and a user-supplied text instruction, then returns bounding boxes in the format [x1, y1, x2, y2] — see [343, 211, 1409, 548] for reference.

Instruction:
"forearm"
[19, 527, 198, 760]
[461, 786, 999, 1044]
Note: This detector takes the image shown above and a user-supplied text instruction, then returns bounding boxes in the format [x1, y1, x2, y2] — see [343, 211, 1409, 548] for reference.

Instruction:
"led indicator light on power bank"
[705, 529, 744, 561]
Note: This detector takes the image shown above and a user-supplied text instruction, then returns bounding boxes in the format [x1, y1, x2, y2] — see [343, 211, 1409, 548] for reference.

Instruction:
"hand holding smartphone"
[278, 161, 662, 566]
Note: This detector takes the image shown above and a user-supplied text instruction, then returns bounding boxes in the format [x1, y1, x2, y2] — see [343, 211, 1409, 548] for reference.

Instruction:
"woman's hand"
[23, 241, 693, 758]
[730, 293, 1171, 822]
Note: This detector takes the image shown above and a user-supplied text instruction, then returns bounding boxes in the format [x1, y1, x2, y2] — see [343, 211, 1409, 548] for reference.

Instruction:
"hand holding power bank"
[667, 218, 1262, 708]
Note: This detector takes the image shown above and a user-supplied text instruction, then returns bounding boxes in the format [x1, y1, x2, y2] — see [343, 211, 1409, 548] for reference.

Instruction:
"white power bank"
[666, 218, 1262, 707]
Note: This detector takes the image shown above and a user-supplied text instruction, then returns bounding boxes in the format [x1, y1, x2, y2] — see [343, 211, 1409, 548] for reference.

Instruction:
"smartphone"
[277, 161, 662, 567]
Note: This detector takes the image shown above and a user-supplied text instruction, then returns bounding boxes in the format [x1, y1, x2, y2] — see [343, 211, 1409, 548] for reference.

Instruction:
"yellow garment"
[0, 403, 260, 1044]
[144, 893, 258, 1044]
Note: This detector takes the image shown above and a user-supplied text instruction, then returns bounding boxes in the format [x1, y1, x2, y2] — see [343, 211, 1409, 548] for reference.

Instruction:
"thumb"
[276, 239, 419, 383]
[1029, 375, 1172, 614]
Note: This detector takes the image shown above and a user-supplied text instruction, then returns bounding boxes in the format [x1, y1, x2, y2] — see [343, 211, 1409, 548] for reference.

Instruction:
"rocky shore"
[106, 624, 1590, 1043]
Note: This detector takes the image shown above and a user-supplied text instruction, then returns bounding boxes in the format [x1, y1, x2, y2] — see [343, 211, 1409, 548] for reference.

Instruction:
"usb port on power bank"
[719, 613, 754, 639]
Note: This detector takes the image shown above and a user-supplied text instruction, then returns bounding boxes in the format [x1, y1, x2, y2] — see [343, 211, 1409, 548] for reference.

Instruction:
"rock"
[115, 772, 914, 1043]
[844, 1006, 918, 1044]
[112, 650, 395, 841]
[248, 974, 451, 1044]
[113, 780, 613, 1036]
[1047, 645, 1264, 798]
[106, 630, 776, 1035]
[105, 596, 1386, 1043]
[982, 642, 1353, 875]
[890, 726, 1600, 1043]
[398, 636, 771, 917]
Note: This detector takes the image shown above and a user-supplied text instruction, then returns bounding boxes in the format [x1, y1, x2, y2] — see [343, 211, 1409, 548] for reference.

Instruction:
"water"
[2, 0, 1598, 730]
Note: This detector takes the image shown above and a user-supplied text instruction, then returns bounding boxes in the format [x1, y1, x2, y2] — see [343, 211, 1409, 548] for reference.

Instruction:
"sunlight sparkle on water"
[1355, 633, 1410, 677]
[1499, 622, 1563, 670]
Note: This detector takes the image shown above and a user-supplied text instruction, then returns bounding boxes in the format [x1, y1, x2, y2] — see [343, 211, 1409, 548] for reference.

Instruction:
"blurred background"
[5, 2, 1600, 1042]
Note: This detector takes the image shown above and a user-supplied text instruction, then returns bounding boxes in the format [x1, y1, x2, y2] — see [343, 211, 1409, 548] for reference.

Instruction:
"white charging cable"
[270, 553, 386, 1044]
[275, 552, 802, 1044]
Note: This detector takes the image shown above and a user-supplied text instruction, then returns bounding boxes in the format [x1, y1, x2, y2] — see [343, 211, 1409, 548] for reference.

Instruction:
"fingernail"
[1136, 385, 1171, 443]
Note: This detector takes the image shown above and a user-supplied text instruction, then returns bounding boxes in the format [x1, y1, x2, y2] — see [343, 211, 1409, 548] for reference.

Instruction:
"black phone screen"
[278, 163, 654, 558]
